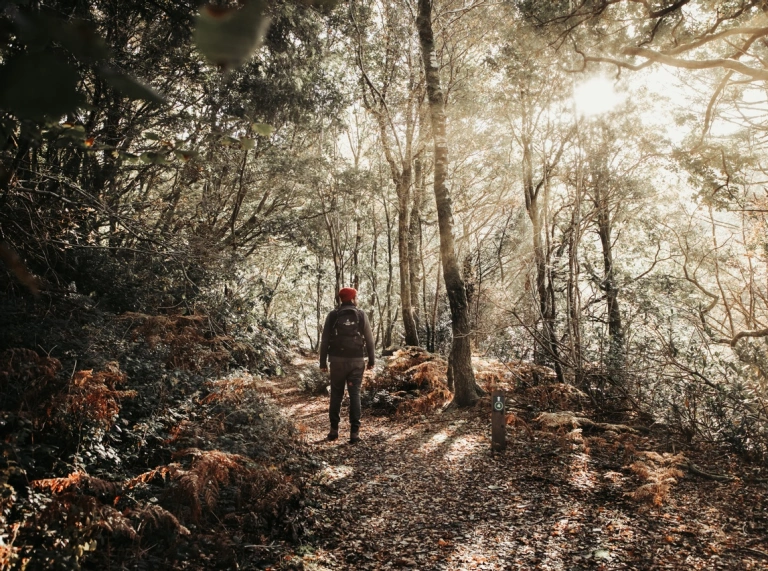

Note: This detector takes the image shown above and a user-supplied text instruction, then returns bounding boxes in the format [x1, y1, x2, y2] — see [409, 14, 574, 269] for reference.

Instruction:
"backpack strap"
[355, 308, 364, 335]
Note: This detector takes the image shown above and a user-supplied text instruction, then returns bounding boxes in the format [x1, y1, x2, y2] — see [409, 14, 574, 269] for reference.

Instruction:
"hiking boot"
[326, 428, 339, 441]
[349, 432, 360, 444]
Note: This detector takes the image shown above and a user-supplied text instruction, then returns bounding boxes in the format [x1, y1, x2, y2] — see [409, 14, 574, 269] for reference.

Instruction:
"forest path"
[264, 355, 768, 571]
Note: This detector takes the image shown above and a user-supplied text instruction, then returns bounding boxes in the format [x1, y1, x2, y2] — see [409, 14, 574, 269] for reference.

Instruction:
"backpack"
[330, 306, 365, 355]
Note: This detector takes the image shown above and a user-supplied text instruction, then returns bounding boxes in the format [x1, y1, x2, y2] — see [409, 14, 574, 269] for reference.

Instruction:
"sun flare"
[573, 77, 624, 117]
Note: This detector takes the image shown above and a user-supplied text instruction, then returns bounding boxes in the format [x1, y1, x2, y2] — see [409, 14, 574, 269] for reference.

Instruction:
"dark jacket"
[319, 302, 375, 368]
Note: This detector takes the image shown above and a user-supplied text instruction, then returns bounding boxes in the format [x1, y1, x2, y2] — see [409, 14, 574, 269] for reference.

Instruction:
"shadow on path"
[266, 355, 768, 571]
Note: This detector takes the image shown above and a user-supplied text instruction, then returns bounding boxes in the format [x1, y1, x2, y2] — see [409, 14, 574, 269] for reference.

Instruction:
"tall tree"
[417, 0, 482, 404]
[584, 123, 625, 385]
[350, 0, 423, 346]
[494, 24, 574, 382]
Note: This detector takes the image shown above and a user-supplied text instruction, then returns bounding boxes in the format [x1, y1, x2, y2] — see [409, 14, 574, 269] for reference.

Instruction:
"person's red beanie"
[338, 287, 357, 302]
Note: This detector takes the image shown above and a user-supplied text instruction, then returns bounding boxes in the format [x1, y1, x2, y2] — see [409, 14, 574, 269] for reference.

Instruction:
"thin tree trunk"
[354, 1, 422, 347]
[384, 195, 395, 349]
[593, 171, 624, 384]
[372, 206, 381, 350]
[567, 200, 583, 386]
[420, 203, 431, 350]
[430, 252, 442, 355]
[228, 149, 249, 250]
[409, 157, 424, 333]
[417, 0, 482, 405]
[398, 175, 420, 346]
[523, 129, 563, 383]
[315, 253, 323, 352]
[474, 248, 482, 345]
[568, 140, 586, 385]
[354, 217, 362, 290]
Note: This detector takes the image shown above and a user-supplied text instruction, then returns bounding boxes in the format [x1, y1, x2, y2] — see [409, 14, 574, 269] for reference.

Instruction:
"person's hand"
[366, 363, 374, 370]
[320, 366, 328, 372]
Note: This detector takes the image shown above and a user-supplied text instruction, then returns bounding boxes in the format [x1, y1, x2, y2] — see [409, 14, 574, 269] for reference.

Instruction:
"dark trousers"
[329, 358, 364, 433]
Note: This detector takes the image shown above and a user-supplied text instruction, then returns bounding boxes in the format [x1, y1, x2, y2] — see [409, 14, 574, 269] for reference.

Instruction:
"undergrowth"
[362, 347, 453, 416]
[0, 290, 312, 570]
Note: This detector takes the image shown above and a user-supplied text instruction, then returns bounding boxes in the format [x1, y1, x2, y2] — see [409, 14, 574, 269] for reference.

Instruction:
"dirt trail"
[265, 356, 768, 571]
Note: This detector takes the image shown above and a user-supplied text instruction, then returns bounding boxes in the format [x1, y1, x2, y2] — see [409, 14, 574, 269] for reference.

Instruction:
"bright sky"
[573, 76, 625, 117]
[572, 67, 703, 145]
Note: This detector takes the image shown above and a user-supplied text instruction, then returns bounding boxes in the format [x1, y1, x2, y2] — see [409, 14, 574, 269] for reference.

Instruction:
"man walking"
[319, 287, 375, 443]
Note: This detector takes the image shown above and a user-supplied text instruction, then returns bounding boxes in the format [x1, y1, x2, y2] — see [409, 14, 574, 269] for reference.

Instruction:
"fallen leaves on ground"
[274, 355, 768, 571]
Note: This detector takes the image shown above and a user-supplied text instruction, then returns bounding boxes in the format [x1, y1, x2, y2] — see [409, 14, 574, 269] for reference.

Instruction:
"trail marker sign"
[491, 390, 506, 452]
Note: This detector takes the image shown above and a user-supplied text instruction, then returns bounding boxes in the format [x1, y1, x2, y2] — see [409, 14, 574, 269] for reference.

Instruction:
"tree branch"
[662, 26, 768, 56]
[729, 327, 768, 346]
[697, 70, 734, 147]
[622, 46, 768, 81]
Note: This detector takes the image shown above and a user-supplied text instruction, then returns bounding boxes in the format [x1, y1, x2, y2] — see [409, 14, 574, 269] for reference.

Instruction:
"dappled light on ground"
[6, 2, 768, 567]
[568, 452, 598, 490]
[317, 464, 355, 486]
[443, 433, 486, 465]
[420, 429, 450, 450]
[274, 355, 768, 570]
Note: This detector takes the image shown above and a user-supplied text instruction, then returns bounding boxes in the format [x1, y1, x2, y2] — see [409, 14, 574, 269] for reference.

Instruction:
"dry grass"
[535, 411, 583, 430]
[116, 312, 248, 372]
[32, 472, 121, 499]
[386, 347, 438, 374]
[164, 448, 299, 522]
[0, 348, 63, 418]
[397, 387, 453, 415]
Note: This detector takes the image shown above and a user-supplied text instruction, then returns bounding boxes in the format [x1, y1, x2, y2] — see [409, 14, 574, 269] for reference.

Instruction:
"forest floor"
[2, 296, 768, 570]
[267, 354, 768, 571]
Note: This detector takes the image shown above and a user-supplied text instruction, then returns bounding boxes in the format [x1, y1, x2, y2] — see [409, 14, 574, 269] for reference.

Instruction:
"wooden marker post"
[491, 389, 506, 452]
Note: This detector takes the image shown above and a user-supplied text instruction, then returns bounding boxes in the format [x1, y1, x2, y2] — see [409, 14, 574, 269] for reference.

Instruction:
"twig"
[728, 547, 768, 560]
[685, 461, 734, 481]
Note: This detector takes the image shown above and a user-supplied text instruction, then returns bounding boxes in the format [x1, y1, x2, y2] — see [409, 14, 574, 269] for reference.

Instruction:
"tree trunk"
[428, 253, 441, 354]
[371, 207, 381, 350]
[523, 130, 564, 383]
[354, 216, 362, 290]
[384, 195, 395, 349]
[354, 1, 422, 347]
[315, 252, 323, 351]
[417, 0, 482, 405]
[398, 174, 420, 346]
[409, 157, 424, 332]
[593, 173, 624, 384]
[567, 205, 584, 386]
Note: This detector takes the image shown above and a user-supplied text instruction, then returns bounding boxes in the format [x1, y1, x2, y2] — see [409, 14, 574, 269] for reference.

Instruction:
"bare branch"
[568, 52, 653, 73]
[729, 327, 768, 346]
[623, 46, 768, 81]
[663, 26, 768, 56]
[643, 0, 692, 19]
[627, 242, 667, 283]
[696, 70, 734, 147]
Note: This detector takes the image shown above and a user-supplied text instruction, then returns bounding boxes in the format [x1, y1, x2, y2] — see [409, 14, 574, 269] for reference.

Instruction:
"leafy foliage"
[0, 348, 63, 416]
[3, 0, 768, 566]
[62, 363, 136, 431]
[194, 1, 270, 71]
